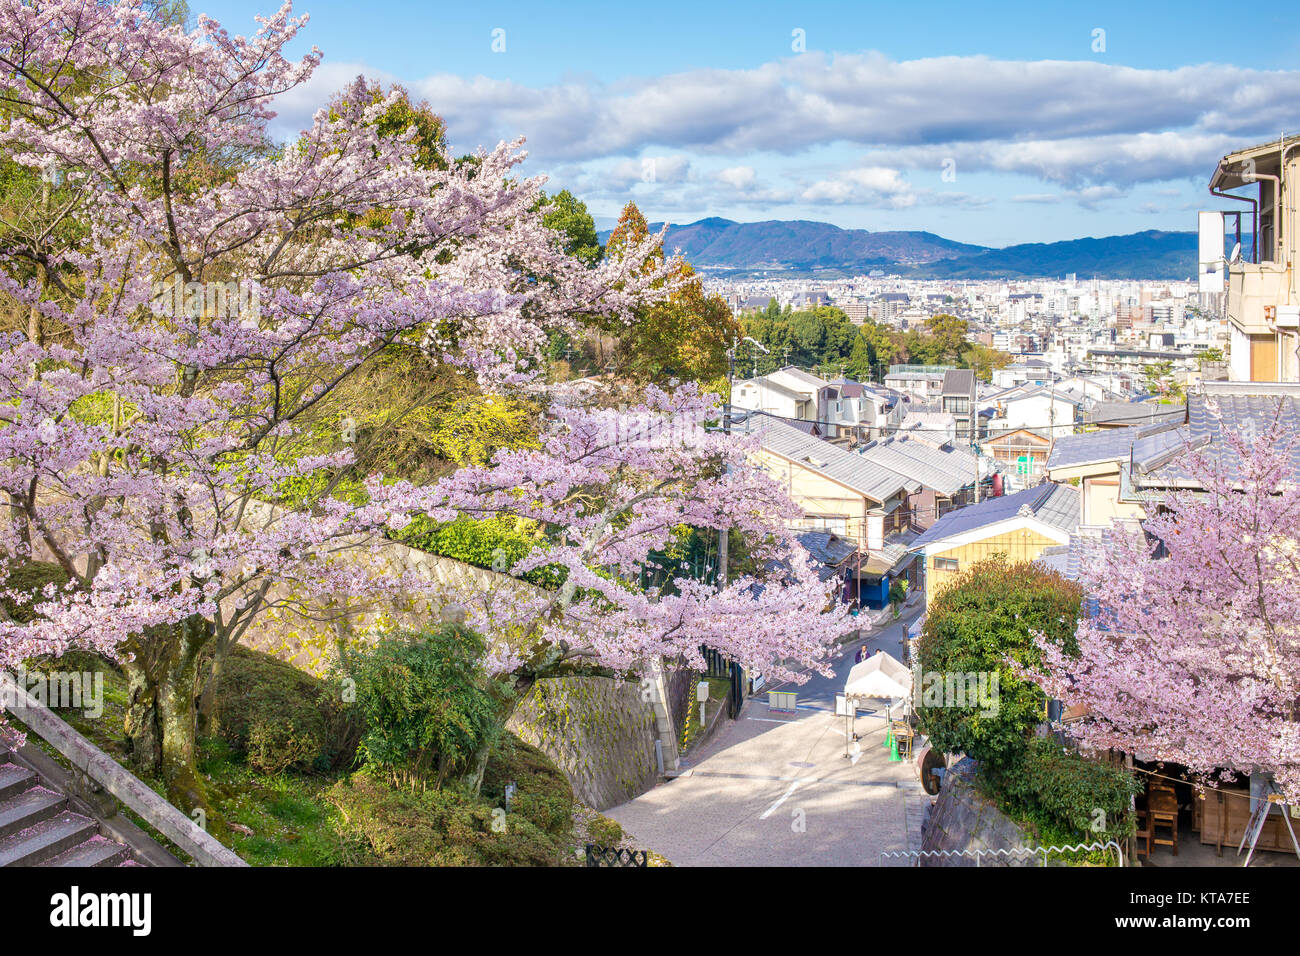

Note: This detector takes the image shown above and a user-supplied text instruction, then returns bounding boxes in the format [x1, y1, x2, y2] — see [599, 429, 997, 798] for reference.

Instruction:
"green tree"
[342, 625, 510, 790]
[539, 189, 602, 266]
[916, 555, 1082, 780]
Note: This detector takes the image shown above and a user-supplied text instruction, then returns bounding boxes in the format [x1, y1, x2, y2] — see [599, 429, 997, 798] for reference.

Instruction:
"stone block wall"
[507, 676, 662, 811]
[919, 757, 1035, 866]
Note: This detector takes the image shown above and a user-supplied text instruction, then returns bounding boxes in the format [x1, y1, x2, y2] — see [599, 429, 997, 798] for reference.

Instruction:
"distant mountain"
[915, 230, 1198, 280]
[596, 218, 1195, 279]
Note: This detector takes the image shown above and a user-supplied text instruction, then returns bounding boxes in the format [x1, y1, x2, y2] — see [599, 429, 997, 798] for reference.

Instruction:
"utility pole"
[720, 339, 734, 589]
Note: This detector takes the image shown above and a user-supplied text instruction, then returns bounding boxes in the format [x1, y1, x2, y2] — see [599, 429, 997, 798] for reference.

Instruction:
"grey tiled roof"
[1132, 383, 1300, 489]
[909, 482, 1080, 549]
[1085, 401, 1184, 427]
[747, 416, 911, 502]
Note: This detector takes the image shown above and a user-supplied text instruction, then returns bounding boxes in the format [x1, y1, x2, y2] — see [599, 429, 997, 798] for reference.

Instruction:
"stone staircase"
[0, 757, 142, 867]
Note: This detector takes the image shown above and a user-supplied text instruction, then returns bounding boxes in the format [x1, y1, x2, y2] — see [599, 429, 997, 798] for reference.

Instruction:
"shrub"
[994, 734, 1140, 845]
[325, 734, 576, 866]
[341, 624, 508, 789]
[916, 554, 1082, 779]
[587, 815, 624, 847]
[394, 514, 566, 588]
[1, 561, 69, 623]
[212, 647, 360, 774]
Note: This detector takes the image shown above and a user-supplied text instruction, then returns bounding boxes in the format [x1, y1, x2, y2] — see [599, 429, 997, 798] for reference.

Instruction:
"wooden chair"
[1149, 789, 1179, 855]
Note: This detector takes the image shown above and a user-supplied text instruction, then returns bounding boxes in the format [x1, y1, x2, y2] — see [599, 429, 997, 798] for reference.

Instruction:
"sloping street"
[607, 608, 927, 866]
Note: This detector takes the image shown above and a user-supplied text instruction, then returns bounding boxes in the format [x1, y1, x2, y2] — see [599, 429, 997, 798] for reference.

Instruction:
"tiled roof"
[1047, 428, 1143, 470]
[1085, 401, 1184, 427]
[1133, 383, 1300, 488]
[909, 482, 1080, 549]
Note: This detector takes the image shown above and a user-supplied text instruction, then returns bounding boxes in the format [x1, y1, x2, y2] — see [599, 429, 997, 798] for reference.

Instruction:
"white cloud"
[801, 167, 915, 206]
[716, 166, 756, 189]
[260, 50, 1300, 214]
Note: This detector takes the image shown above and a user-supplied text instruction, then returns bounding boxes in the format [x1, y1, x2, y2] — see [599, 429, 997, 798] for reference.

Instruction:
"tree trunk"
[121, 614, 214, 813]
[455, 679, 531, 796]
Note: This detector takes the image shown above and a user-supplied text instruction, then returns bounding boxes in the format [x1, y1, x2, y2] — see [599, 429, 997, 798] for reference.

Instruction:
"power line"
[729, 406, 1185, 437]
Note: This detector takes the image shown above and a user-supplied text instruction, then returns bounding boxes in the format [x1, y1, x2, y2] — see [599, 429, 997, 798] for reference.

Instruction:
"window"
[933, 556, 959, 571]
[804, 516, 848, 535]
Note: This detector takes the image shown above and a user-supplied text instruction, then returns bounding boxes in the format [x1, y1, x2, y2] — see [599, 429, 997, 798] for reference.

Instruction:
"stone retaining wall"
[507, 676, 661, 811]
[919, 757, 1035, 866]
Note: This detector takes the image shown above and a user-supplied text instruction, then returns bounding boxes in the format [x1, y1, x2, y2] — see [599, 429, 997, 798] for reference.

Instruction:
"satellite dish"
[1230, 242, 1243, 264]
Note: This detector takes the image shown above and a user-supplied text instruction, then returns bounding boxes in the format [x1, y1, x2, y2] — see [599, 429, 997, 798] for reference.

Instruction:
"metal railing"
[881, 840, 1123, 867]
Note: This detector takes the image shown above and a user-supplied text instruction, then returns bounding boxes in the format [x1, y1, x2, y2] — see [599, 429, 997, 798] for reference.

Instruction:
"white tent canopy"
[844, 651, 912, 703]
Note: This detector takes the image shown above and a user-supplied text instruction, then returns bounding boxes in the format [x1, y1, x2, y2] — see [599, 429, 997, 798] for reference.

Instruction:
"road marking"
[759, 779, 804, 819]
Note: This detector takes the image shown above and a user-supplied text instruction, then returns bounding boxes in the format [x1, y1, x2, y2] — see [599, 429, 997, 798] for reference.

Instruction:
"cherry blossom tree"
[381, 383, 851, 788]
[1027, 413, 1300, 801]
[0, 0, 848, 807]
[0, 0, 675, 802]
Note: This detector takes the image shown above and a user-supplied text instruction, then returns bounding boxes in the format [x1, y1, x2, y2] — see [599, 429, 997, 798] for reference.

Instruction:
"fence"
[585, 844, 648, 867]
[700, 647, 744, 719]
[880, 840, 1124, 867]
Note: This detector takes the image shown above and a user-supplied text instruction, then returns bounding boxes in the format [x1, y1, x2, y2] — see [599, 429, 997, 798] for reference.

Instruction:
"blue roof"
[909, 482, 1080, 550]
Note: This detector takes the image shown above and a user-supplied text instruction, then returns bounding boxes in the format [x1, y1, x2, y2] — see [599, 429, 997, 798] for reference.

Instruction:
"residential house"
[744, 414, 978, 606]
[941, 368, 978, 442]
[731, 365, 827, 422]
[818, 378, 902, 441]
[856, 433, 981, 533]
[907, 482, 1081, 606]
[1201, 135, 1300, 382]
[985, 384, 1083, 440]
[981, 427, 1052, 491]
[1046, 381, 1300, 528]
[884, 365, 950, 404]
[992, 358, 1053, 390]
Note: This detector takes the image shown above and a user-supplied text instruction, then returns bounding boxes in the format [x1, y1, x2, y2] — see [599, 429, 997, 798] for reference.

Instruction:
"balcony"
[1226, 262, 1290, 335]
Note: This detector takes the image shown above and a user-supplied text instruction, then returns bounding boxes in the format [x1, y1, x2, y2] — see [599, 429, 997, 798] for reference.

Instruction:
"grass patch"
[678, 676, 732, 753]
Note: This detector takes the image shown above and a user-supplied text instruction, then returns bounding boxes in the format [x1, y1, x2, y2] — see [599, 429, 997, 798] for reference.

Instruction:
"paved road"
[606, 606, 927, 866]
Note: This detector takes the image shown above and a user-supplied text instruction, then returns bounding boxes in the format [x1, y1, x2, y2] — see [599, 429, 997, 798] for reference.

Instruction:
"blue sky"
[198, 1, 1300, 247]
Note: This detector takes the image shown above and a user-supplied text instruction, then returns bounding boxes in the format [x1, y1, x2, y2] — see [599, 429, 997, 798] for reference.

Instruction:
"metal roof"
[734, 375, 805, 402]
[942, 368, 976, 396]
[747, 416, 910, 503]
[909, 482, 1080, 550]
[856, 434, 977, 497]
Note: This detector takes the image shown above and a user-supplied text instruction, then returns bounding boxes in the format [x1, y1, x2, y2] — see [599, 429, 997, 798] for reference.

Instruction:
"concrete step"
[43, 835, 130, 867]
[0, 763, 37, 802]
[0, 787, 66, 838]
[0, 811, 99, 866]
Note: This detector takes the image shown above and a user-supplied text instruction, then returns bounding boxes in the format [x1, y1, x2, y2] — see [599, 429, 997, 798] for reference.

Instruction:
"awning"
[844, 651, 912, 701]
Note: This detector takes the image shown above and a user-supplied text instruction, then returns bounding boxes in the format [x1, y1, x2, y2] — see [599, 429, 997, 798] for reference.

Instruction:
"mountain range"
[596, 217, 1197, 279]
